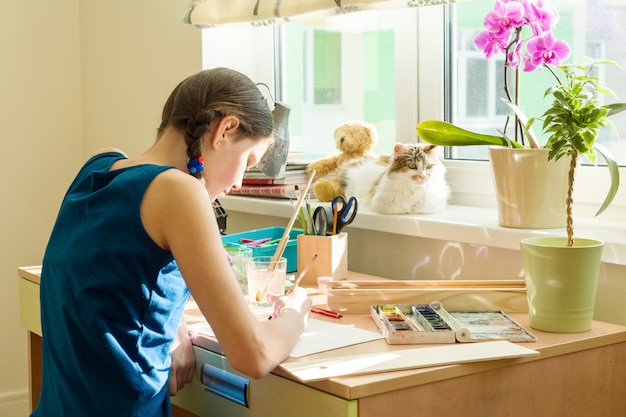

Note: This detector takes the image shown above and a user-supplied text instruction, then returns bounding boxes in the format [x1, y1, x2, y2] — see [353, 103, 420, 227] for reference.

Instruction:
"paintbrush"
[256, 170, 316, 302]
[286, 253, 318, 295]
[255, 253, 318, 302]
[265, 253, 318, 319]
[268, 169, 316, 271]
[254, 264, 281, 303]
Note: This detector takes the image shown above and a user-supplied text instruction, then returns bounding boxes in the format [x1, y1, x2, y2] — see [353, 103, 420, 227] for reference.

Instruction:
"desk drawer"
[171, 346, 357, 417]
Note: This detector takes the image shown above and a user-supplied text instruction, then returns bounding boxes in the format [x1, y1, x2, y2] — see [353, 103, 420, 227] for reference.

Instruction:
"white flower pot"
[489, 147, 570, 229]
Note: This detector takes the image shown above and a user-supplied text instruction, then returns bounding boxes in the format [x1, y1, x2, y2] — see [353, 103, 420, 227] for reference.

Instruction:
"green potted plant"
[415, 0, 625, 229]
[518, 60, 626, 333]
[417, 0, 626, 333]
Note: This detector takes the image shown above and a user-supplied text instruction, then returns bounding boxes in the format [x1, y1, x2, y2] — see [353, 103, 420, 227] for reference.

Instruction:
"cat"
[339, 142, 450, 214]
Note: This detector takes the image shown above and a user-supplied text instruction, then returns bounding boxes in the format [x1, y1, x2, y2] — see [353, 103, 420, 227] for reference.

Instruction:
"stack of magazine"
[229, 153, 324, 199]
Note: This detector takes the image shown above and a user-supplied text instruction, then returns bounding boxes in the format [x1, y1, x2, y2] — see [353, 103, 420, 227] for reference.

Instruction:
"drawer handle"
[201, 363, 249, 407]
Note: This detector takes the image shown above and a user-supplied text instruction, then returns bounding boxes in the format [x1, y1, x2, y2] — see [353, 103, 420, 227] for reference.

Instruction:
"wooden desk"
[19, 266, 626, 417]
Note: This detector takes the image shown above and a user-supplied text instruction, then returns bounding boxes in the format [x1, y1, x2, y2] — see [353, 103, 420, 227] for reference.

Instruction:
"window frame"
[202, 5, 626, 218]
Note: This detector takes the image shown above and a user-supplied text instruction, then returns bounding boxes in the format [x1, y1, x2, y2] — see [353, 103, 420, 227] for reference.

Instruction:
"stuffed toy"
[307, 120, 378, 201]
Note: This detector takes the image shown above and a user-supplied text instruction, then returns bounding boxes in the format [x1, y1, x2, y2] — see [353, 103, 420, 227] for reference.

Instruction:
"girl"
[33, 68, 311, 416]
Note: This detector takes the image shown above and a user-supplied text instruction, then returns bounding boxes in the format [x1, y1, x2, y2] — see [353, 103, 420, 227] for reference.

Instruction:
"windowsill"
[220, 195, 626, 266]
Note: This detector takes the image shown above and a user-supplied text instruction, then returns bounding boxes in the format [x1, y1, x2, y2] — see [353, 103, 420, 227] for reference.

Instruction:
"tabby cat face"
[388, 143, 441, 181]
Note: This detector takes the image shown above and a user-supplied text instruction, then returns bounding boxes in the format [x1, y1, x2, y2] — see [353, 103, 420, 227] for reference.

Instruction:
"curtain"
[184, 0, 458, 28]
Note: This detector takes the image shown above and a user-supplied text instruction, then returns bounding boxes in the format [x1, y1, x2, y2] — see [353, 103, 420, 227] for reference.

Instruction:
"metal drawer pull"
[201, 363, 250, 407]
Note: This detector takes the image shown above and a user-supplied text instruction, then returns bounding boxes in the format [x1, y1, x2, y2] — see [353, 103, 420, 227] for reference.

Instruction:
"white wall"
[0, 2, 83, 414]
[0, 1, 200, 414]
[79, 1, 201, 156]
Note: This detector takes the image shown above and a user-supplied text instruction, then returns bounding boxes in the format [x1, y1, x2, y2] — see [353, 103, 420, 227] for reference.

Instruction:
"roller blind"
[184, 0, 458, 28]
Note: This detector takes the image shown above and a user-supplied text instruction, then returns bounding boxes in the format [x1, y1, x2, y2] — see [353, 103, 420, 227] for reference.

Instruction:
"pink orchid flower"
[523, 31, 571, 72]
[524, 0, 560, 35]
[506, 40, 524, 69]
[474, 28, 510, 59]
[483, 0, 526, 32]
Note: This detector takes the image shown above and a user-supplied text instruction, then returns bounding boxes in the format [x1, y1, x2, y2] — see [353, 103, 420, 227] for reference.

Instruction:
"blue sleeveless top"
[33, 152, 191, 417]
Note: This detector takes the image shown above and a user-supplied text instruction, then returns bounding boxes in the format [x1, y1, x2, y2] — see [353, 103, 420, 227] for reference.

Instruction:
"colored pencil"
[311, 306, 343, 319]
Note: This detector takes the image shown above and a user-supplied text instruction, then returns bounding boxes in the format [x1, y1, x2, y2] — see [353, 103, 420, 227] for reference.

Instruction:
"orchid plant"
[416, 0, 625, 246]
[473, 0, 570, 147]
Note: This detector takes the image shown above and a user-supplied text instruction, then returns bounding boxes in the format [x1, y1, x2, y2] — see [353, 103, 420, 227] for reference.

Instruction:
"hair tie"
[187, 156, 205, 174]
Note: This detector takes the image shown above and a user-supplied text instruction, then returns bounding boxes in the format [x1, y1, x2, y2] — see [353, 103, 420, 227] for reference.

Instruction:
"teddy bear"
[307, 120, 378, 201]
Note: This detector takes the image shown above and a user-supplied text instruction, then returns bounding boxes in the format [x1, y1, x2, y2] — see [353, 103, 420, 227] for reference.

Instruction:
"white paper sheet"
[188, 318, 383, 358]
[290, 319, 384, 358]
[280, 340, 539, 381]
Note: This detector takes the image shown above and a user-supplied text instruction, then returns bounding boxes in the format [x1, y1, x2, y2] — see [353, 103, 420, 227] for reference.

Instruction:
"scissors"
[331, 195, 358, 235]
[311, 196, 358, 236]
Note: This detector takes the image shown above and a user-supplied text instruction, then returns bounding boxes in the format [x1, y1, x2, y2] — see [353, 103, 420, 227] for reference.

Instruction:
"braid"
[184, 109, 223, 178]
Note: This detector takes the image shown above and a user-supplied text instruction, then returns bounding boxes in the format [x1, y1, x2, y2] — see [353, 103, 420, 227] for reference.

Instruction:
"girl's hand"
[267, 287, 312, 322]
[169, 320, 195, 396]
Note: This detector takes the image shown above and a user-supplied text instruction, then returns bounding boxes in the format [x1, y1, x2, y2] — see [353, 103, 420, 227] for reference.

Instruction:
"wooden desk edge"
[18, 266, 41, 284]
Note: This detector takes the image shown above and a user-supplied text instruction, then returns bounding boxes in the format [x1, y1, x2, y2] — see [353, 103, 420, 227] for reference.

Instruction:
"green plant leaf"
[552, 91, 569, 109]
[500, 99, 540, 148]
[595, 86, 617, 98]
[593, 142, 620, 217]
[606, 102, 626, 116]
[415, 120, 525, 148]
[543, 107, 565, 117]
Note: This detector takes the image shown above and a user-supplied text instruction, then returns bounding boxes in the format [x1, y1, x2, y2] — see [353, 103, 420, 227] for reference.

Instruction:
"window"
[201, 7, 427, 155]
[277, 9, 417, 155]
[201, 2, 625, 212]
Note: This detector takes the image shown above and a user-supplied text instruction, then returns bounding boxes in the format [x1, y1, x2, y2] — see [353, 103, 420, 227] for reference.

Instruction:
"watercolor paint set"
[371, 301, 536, 344]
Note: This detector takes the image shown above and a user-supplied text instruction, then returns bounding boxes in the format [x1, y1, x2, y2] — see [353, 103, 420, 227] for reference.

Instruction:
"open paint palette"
[371, 301, 536, 344]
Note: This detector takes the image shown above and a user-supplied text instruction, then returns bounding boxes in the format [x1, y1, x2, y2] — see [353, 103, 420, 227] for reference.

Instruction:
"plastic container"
[317, 276, 333, 294]
[223, 243, 253, 296]
[221, 227, 303, 272]
[247, 256, 287, 304]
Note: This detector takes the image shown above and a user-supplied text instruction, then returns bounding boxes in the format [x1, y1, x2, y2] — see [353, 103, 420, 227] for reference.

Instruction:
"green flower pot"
[520, 237, 604, 333]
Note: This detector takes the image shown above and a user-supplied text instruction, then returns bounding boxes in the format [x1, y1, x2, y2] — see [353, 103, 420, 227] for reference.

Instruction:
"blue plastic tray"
[221, 227, 303, 272]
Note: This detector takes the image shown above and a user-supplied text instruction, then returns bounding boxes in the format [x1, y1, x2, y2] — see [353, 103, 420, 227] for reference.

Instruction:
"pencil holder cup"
[297, 233, 348, 286]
